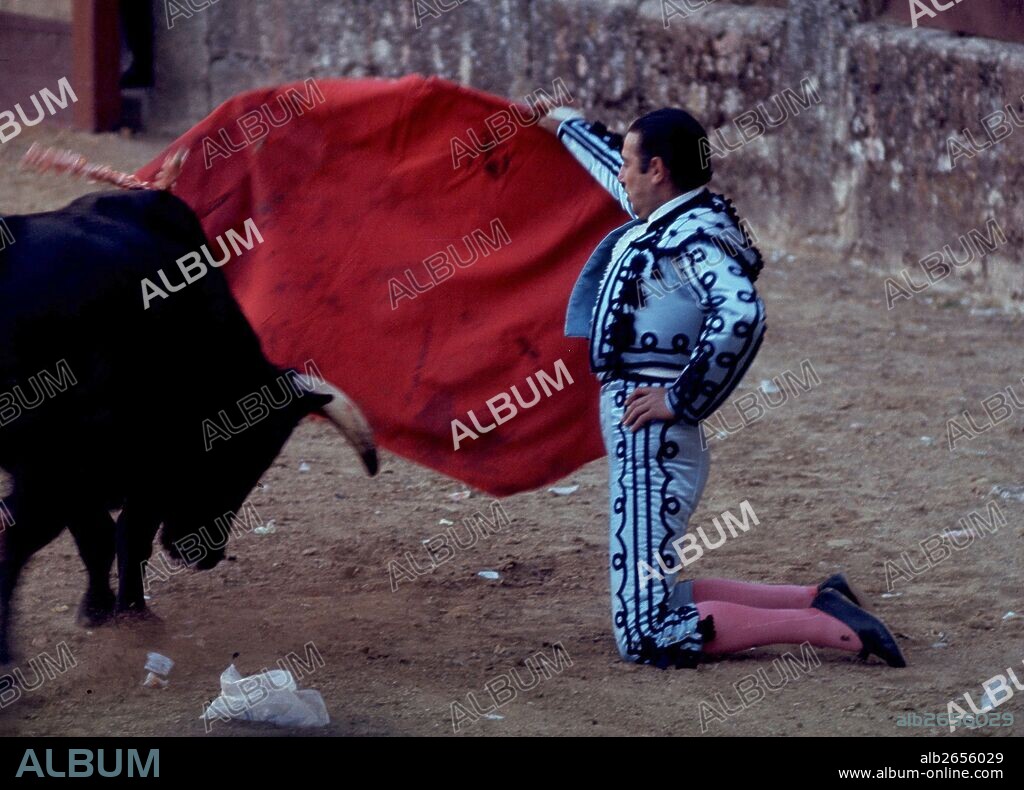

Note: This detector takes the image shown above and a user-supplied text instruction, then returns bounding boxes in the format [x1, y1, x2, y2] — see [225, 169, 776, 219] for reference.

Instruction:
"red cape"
[138, 75, 626, 496]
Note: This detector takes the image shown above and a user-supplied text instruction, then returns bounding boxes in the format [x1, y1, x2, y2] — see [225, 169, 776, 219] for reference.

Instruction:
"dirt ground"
[0, 123, 1021, 738]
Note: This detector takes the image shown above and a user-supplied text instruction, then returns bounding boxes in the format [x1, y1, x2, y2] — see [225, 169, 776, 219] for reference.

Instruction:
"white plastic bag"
[200, 664, 329, 728]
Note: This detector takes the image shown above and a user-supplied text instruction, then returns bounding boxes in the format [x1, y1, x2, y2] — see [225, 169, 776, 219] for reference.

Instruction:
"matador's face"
[619, 131, 663, 221]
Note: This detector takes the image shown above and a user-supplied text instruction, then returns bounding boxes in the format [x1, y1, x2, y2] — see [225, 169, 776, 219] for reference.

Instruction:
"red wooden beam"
[72, 0, 121, 132]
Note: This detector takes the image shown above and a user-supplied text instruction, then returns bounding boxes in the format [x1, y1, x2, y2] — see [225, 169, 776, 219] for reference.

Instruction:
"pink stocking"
[696, 600, 863, 656]
[693, 577, 817, 609]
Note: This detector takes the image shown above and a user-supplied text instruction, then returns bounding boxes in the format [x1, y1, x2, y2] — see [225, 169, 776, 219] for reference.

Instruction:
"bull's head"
[160, 371, 377, 570]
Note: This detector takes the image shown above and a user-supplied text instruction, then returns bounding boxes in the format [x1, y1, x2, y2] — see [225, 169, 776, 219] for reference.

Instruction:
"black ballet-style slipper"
[818, 572, 872, 612]
[812, 588, 907, 668]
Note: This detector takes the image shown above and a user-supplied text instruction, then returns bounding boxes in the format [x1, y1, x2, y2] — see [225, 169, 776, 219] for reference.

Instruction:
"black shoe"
[818, 572, 871, 611]
[812, 588, 906, 668]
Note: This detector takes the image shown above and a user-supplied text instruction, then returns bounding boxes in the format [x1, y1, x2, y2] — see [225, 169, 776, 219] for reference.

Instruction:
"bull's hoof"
[114, 606, 162, 626]
[115, 595, 147, 615]
[77, 593, 115, 628]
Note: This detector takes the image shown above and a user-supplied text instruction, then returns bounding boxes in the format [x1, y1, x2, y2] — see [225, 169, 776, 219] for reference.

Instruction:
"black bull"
[0, 189, 377, 663]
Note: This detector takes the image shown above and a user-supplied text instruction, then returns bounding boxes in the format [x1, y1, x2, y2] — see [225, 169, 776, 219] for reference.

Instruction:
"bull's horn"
[294, 375, 378, 476]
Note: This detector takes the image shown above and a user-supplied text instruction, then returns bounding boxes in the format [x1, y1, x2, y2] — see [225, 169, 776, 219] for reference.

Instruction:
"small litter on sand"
[990, 485, 1024, 503]
[200, 664, 329, 728]
[141, 652, 174, 689]
[254, 520, 277, 536]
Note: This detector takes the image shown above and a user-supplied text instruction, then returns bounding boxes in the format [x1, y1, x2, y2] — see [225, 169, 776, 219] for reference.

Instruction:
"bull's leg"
[114, 504, 161, 615]
[0, 496, 66, 665]
[66, 509, 117, 627]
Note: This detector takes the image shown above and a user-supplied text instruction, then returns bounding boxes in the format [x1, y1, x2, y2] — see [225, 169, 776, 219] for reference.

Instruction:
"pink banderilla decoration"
[20, 143, 188, 191]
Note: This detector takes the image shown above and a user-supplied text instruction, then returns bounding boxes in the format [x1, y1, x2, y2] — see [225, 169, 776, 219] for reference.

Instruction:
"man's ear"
[649, 156, 669, 185]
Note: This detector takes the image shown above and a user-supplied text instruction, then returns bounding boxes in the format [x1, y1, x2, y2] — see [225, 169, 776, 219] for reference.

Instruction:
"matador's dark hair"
[627, 108, 712, 192]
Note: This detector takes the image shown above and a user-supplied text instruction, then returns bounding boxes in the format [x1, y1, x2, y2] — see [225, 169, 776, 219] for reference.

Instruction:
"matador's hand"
[538, 105, 583, 134]
[622, 387, 675, 432]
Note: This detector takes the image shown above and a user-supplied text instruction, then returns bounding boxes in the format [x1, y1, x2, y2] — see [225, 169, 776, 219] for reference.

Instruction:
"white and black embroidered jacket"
[558, 117, 767, 425]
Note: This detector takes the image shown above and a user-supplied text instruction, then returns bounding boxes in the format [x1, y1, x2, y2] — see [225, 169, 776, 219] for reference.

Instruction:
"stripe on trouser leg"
[599, 378, 711, 668]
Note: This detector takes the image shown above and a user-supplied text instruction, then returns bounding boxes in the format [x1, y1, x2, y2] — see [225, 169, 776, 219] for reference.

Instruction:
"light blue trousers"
[599, 377, 712, 668]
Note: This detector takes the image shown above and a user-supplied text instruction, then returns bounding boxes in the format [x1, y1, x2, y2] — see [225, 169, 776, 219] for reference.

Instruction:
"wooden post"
[72, 0, 121, 131]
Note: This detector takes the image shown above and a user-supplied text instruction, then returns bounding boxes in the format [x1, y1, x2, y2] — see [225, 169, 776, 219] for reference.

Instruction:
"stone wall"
[0, 0, 70, 21]
[148, 0, 1023, 305]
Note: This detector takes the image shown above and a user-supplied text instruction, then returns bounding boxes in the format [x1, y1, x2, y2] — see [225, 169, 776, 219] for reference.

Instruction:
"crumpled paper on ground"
[200, 664, 329, 728]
